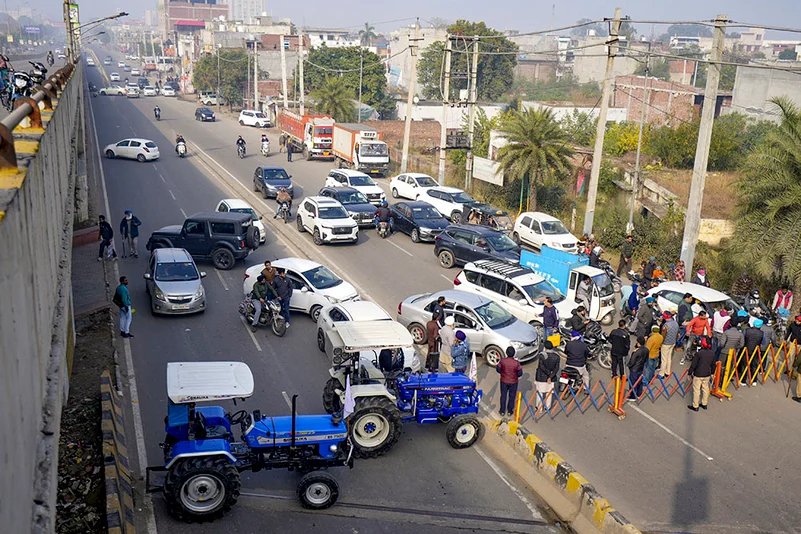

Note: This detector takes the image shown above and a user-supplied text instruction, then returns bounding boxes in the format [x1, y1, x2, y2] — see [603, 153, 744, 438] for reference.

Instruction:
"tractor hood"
[397, 372, 476, 392]
[245, 415, 347, 448]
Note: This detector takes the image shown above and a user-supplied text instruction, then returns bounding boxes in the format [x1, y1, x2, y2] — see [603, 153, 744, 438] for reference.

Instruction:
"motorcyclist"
[589, 246, 602, 268]
[568, 306, 590, 335]
[375, 199, 391, 228]
[250, 274, 278, 332]
[236, 135, 246, 156]
[744, 289, 768, 322]
[564, 330, 591, 390]
[46, 51, 54, 66]
[174, 134, 186, 154]
[260, 133, 269, 146]
[274, 187, 292, 218]
[154, 106, 161, 120]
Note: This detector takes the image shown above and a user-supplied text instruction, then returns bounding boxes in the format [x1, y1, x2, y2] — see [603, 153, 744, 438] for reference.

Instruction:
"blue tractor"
[321, 322, 485, 458]
[147, 362, 353, 522]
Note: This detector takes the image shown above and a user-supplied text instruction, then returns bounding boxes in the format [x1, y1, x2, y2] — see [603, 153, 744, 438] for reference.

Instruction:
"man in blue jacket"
[119, 210, 142, 258]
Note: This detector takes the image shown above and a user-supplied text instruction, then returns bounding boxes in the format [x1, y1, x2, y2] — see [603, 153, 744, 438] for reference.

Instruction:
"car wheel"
[317, 329, 326, 352]
[312, 228, 323, 246]
[438, 249, 455, 269]
[483, 345, 504, 366]
[296, 216, 304, 233]
[512, 232, 521, 244]
[137, 154, 146, 162]
[253, 178, 259, 192]
[239, 120, 245, 126]
[451, 211, 463, 224]
[310, 305, 322, 323]
[211, 248, 235, 270]
[105, 150, 115, 158]
[411, 228, 420, 243]
[600, 311, 615, 326]
[391, 188, 399, 199]
[408, 322, 427, 345]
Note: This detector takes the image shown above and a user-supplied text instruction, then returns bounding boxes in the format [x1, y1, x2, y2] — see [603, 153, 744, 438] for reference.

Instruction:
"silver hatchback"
[144, 248, 206, 315]
[397, 289, 542, 366]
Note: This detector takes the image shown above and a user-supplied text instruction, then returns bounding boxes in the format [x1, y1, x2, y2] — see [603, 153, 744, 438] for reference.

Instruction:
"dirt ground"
[648, 169, 739, 219]
[56, 309, 115, 534]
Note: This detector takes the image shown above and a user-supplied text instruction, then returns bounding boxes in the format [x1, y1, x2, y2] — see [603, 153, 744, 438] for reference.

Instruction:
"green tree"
[635, 58, 671, 81]
[778, 48, 798, 60]
[309, 76, 355, 122]
[559, 109, 598, 147]
[417, 20, 518, 101]
[694, 52, 746, 90]
[495, 108, 574, 211]
[664, 24, 713, 38]
[359, 23, 377, 47]
[733, 97, 801, 287]
[192, 49, 249, 109]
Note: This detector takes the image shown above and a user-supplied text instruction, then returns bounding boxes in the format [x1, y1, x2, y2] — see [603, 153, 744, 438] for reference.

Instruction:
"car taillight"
[397, 302, 402, 315]
[244, 273, 250, 280]
[453, 274, 461, 285]
[240, 240, 246, 248]
[143, 147, 150, 152]
[561, 372, 569, 379]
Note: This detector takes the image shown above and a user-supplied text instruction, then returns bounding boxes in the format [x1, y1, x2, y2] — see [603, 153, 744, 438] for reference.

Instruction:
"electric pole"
[628, 46, 650, 235]
[216, 48, 221, 114]
[280, 35, 289, 109]
[400, 18, 420, 174]
[582, 7, 622, 236]
[299, 26, 305, 116]
[464, 36, 479, 191]
[357, 48, 363, 121]
[253, 40, 259, 112]
[437, 35, 452, 185]
[680, 14, 727, 274]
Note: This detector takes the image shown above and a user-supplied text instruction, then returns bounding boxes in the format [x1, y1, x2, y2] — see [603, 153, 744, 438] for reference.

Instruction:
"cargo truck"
[520, 247, 617, 325]
[278, 109, 335, 160]
[332, 123, 390, 175]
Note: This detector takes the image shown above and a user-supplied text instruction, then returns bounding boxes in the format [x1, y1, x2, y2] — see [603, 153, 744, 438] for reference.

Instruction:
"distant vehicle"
[278, 109, 334, 160]
[199, 92, 219, 106]
[296, 196, 359, 246]
[99, 85, 126, 96]
[143, 86, 157, 96]
[434, 224, 520, 269]
[388, 201, 449, 243]
[317, 186, 376, 227]
[513, 211, 579, 253]
[125, 85, 140, 98]
[194, 107, 216, 122]
[239, 109, 270, 128]
[103, 138, 160, 162]
[86, 57, 95, 66]
[58, 53, 66, 60]
[104, 56, 112, 65]
[137, 77, 149, 89]
[331, 123, 389, 175]
[215, 198, 266, 243]
[419, 187, 478, 224]
[161, 86, 176, 97]
[131, 68, 141, 76]
[110, 72, 120, 82]
[253, 166, 294, 199]
[118, 61, 125, 68]
[143, 248, 207, 315]
[123, 65, 131, 72]
[390, 173, 438, 200]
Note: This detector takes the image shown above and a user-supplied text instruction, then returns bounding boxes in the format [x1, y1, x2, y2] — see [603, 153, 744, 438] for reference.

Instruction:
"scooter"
[176, 142, 186, 158]
[261, 140, 270, 156]
[155, 109, 161, 121]
[240, 296, 287, 337]
[238, 145, 246, 159]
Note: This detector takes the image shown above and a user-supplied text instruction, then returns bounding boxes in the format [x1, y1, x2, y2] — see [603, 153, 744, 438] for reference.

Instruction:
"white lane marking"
[475, 445, 544, 521]
[179, 208, 187, 218]
[88, 96, 159, 534]
[281, 391, 297, 413]
[631, 405, 714, 461]
[386, 238, 414, 258]
[168, 189, 176, 200]
[214, 269, 230, 291]
[239, 315, 263, 352]
[441, 274, 453, 283]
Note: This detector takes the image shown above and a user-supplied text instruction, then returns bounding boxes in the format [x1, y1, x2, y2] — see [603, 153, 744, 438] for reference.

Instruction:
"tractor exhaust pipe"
[291, 394, 298, 450]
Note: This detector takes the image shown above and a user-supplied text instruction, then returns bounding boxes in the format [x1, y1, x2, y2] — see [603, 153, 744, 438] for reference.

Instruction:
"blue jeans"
[643, 358, 658, 386]
[119, 307, 132, 334]
[279, 297, 290, 324]
[544, 326, 556, 339]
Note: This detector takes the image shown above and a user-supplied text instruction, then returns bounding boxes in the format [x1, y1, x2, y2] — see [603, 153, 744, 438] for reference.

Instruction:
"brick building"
[613, 75, 697, 127]
[668, 59, 697, 85]
[159, 0, 229, 38]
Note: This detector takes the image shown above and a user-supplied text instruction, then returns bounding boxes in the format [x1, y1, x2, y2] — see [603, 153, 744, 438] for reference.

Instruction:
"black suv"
[318, 186, 376, 226]
[146, 212, 259, 270]
[433, 224, 520, 269]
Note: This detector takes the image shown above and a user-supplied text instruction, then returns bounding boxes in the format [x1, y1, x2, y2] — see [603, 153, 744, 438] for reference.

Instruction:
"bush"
[603, 122, 643, 156]
[646, 121, 697, 168]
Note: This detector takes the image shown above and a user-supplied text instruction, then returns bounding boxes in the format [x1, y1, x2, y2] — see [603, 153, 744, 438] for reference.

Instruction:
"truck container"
[278, 109, 335, 160]
[332, 123, 390, 175]
[520, 247, 617, 325]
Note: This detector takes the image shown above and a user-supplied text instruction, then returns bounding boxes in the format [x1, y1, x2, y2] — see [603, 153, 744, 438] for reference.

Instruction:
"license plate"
[173, 304, 190, 310]
[559, 377, 569, 384]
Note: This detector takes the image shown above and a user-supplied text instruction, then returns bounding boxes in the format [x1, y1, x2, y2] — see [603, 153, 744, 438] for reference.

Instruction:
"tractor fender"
[165, 439, 236, 470]
[348, 384, 397, 402]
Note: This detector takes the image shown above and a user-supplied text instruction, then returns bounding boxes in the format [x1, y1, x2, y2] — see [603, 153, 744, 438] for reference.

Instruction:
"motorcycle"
[260, 140, 270, 156]
[583, 320, 611, 369]
[597, 259, 623, 293]
[277, 201, 290, 224]
[558, 366, 590, 395]
[176, 142, 186, 158]
[237, 145, 246, 158]
[155, 109, 161, 121]
[28, 61, 46, 86]
[239, 296, 287, 337]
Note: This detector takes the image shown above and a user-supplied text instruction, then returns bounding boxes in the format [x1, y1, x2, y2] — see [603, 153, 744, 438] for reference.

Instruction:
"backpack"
[112, 287, 124, 308]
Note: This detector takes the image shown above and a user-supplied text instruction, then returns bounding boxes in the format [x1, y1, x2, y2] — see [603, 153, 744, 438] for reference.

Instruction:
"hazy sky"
[20, 0, 801, 39]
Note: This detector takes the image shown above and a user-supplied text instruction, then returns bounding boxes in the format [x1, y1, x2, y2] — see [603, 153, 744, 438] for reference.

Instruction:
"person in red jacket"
[497, 346, 523, 418]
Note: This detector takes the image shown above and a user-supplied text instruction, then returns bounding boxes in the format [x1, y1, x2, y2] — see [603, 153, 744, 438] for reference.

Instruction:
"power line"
[625, 47, 801, 77]
[470, 19, 606, 40]
[302, 46, 409, 74]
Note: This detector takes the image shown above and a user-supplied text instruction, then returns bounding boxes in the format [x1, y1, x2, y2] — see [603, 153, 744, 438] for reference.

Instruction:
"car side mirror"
[519, 298, 528, 306]
[482, 246, 491, 252]
[200, 272, 207, 278]
[300, 286, 308, 293]
[143, 273, 151, 280]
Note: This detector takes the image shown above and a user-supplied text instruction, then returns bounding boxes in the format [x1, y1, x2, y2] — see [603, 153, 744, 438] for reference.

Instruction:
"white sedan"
[389, 172, 438, 200]
[242, 257, 359, 322]
[99, 85, 126, 96]
[142, 86, 157, 96]
[110, 72, 120, 82]
[103, 138, 160, 162]
[161, 86, 176, 97]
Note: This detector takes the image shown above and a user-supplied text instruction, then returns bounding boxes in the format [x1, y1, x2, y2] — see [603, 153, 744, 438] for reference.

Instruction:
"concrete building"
[256, 34, 309, 91]
[396, 100, 506, 129]
[728, 65, 801, 123]
[159, 0, 229, 38]
[230, 0, 265, 24]
[613, 75, 697, 127]
[572, 36, 639, 84]
[306, 28, 357, 49]
[387, 26, 447, 89]
[200, 17, 291, 51]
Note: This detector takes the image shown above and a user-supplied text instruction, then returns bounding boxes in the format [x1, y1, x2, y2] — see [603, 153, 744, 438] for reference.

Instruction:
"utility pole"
[357, 48, 363, 121]
[582, 7, 622, 236]
[400, 18, 420, 174]
[437, 35, 452, 185]
[280, 35, 288, 109]
[464, 36, 479, 191]
[216, 48, 221, 114]
[680, 14, 727, 274]
[299, 26, 305, 115]
[253, 40, 259, 112]
[628, 46, 650, 235]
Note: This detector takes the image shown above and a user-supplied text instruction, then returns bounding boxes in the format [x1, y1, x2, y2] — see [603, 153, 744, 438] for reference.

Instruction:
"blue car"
[253, 166, 295, 199]
[390, 201, 449, 242]
[433, 224, 520, 269]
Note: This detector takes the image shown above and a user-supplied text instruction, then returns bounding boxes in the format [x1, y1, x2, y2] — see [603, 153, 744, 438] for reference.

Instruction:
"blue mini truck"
[147, 362, 353, 522]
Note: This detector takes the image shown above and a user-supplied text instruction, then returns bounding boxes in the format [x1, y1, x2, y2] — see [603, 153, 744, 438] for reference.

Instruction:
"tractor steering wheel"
[228, 410, 248, 426]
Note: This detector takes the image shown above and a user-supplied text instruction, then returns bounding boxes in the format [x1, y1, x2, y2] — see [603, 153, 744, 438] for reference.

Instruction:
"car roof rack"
[470, 259, 533, 280]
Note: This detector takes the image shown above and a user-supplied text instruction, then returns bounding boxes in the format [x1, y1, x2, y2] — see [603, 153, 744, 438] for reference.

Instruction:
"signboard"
[24, 26, 41, 34]
[68, 4, 80, 33]
[446, 128, 470, 149]
[473, 156, 504, 186]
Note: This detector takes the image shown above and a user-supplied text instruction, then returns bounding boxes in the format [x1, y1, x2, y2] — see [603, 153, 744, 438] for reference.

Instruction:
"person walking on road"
[425, 312, 441, 372]
[535, 341, 561, 409]
[628, 336, 649, 401]
[278, 133, 286, 153]
[564, 331, 591, 390]
[609, 320, 630, 378]
[787, 315, 801, 402]
[644, 324, 664, 385]
[97, 215, 118, 261]
[661, 311, 679, 379]
[451, 331, 470, 374]
[272, 268, 293, 328]
[119, 209, 142, 258]
[439, 316, 456, 372]
[617, 235, 634, 276]
[286, 141, 293, 162]
[497, 346, 523, 418]
[540, 297, 559, 339]
[433, 296, 447, 327]
[687, 337, 716, 411]
[113, 276, 134, 339]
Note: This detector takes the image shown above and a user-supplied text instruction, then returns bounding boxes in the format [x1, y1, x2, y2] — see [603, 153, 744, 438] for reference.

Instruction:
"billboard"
[473, 156, 504, 186]
[24, 26, 41, 33]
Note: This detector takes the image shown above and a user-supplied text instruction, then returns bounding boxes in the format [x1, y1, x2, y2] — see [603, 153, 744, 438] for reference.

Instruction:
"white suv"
[453, 260, 577, 328]
[418, 186, 476, 223]
[238, 109, 270, 128]
[324, 169, 386, 206]
[513, 211, 579, 253]
[296, 196, 359, 245]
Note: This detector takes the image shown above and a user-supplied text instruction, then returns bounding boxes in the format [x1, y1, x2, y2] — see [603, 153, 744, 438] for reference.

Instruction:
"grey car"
[144, 248, 207, 315]
[397, 289, 542, 366]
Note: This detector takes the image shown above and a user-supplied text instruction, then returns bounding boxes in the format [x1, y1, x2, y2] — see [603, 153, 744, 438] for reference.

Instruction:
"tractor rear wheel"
[297, 471, 339, 509]
[349, 397, 402, 458]
[163, 457, 241, 522]
[322, 378, 342, 414]
[446, 414, 484, 449]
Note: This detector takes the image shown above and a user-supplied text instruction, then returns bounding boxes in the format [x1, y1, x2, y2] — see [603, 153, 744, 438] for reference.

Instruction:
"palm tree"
[359, 23, 376, 47]
[734, 96, 801, 288]
[495, 108, 574, 211]
[309, 76, 355, 122]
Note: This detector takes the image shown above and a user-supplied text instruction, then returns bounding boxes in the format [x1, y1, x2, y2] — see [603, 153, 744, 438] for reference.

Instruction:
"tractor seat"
[194, 412, 231, 440]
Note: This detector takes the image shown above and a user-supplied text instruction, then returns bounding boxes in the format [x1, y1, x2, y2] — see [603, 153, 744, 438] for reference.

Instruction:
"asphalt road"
[84, 51, 555, 534]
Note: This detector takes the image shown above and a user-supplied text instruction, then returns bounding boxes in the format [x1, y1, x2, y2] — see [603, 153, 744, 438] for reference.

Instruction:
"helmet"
[751, 289, 760, 298]
[381, 200, 388, 207]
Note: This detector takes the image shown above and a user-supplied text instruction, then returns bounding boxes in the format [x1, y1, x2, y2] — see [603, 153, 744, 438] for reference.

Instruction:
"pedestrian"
[112, 276, 134, 338]
[673, 259, 686, 282]
[286, 141, 293, 162]
[635, 297, 656, 339]
[279, 133, 286, 153]
[772, 285, 794, 313]
[97, 215, 118, 261]
[660, 311, 679, 379]
[643, 256, 657, 286]
[691, 268, 710, 288]
[451, 331, 470, 374]
[676, 292, 695, 348]
[759, 318, 777, 369]
[119, 209, 142, 258]
[787, 315, 801, 402]
[439, 316, 456, 372]
[687, 337, 716, 411]
[617, 235, 634, 276]
[608, 320, 630, 378]
[540, 297, 559, 340]
[534, 341, 560, 409]
[260, 260, 277, 285]
[719, 320, 744, 364]
[644, 324, 663, 385]
[433, 295, 447, 327]
[628, 336, 649, 400]
[497, 346, 523, 418]
[564, 330, 591, 390]
[272, 267, 293, 328]
[426, 312, 441, 372]
[741, 319, 765, 385]
[712, 306, 731, 357]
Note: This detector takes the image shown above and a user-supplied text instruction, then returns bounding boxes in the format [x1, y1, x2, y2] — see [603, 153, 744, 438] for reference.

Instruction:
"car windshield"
[155, 262, 199, 282]
[592, 274, 616, 297]
[541, 220, 570, 235]
[255, 113, 266, 118]
[318, 206, 349, 219]
[302, 265, 343, 289]
[338, 190, 369, 205]
[263, 168, 290, 181]
[348, 175, 375, 186]
[486, 233, 519, 252]
[359, 143, 388, 156]
[199, 108, 211, 113]
[410, 205, 442, 220]
[451, 191, 475, 203]
[474, 301, 516, 329]
[230, 208, 260, 221]
[415, 176, 437, 187]
[521, 280, 565, 304]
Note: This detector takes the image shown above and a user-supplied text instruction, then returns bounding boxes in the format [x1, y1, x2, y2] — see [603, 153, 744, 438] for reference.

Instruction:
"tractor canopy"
[167, 361, 255, 404]
[333, 321, 414, 352]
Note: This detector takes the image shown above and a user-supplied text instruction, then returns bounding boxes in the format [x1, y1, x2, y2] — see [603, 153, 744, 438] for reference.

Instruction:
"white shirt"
[712, 311, 730, 334]
[439, 325, 455, 356]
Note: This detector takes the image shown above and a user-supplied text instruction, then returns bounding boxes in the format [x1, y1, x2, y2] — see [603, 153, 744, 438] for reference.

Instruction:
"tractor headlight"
[329, 444, 338, 453]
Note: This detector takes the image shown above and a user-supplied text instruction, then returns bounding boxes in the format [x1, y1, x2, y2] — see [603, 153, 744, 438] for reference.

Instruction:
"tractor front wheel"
[446, 414, 484, 449]
[349, 397, 402, 458]
[297, 471, 339, 509]
[322, 377, 343, 414]
[163, 457, 241, 522]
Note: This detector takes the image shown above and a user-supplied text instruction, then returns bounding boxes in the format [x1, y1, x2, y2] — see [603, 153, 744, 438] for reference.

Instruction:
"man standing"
[644, 324, 664, 385]
[608, 320, 631, 378]
[535, 341, 560, 409]
[772, 285, 794, 313]
[617, 235, 634, 276]
[113, 276, 134, 339]
[712, 307, 731, 358]
[691, 269, 710, 287]
[787, 315, 801, 402]
[119, 210, 142, 258]
[643, 256, 657, 286]
[742, 319, 765, 385]
[628, 336, 649, 400]
[719, 321, 744, 366]
[425, 312, 441, 372]
[272, 268, 293, 328]
[451, 331, 470, 374]
[433, 296, 447, 327]
[497, 347, 523, 418]
[635, 297, 656, 339]
[439, 316, 456, 372]
[660, 311, 679, 379]
[564, 331, 591, 390]
[260, 260, 277, 285]
[687, 337, 715, 411]
[540, 297, 559, 339]
[676, 293, 695, 348]
[97, 215, 117, 261]
[250, 275, 278, 331]
[286, 141, 293, 162]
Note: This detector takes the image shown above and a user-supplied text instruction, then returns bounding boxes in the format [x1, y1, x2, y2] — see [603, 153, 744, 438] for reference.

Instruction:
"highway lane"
[84, 57, 555, 533]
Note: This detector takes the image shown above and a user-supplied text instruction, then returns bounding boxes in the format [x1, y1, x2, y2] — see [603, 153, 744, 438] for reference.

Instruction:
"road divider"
[101, 371, 135, 534]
